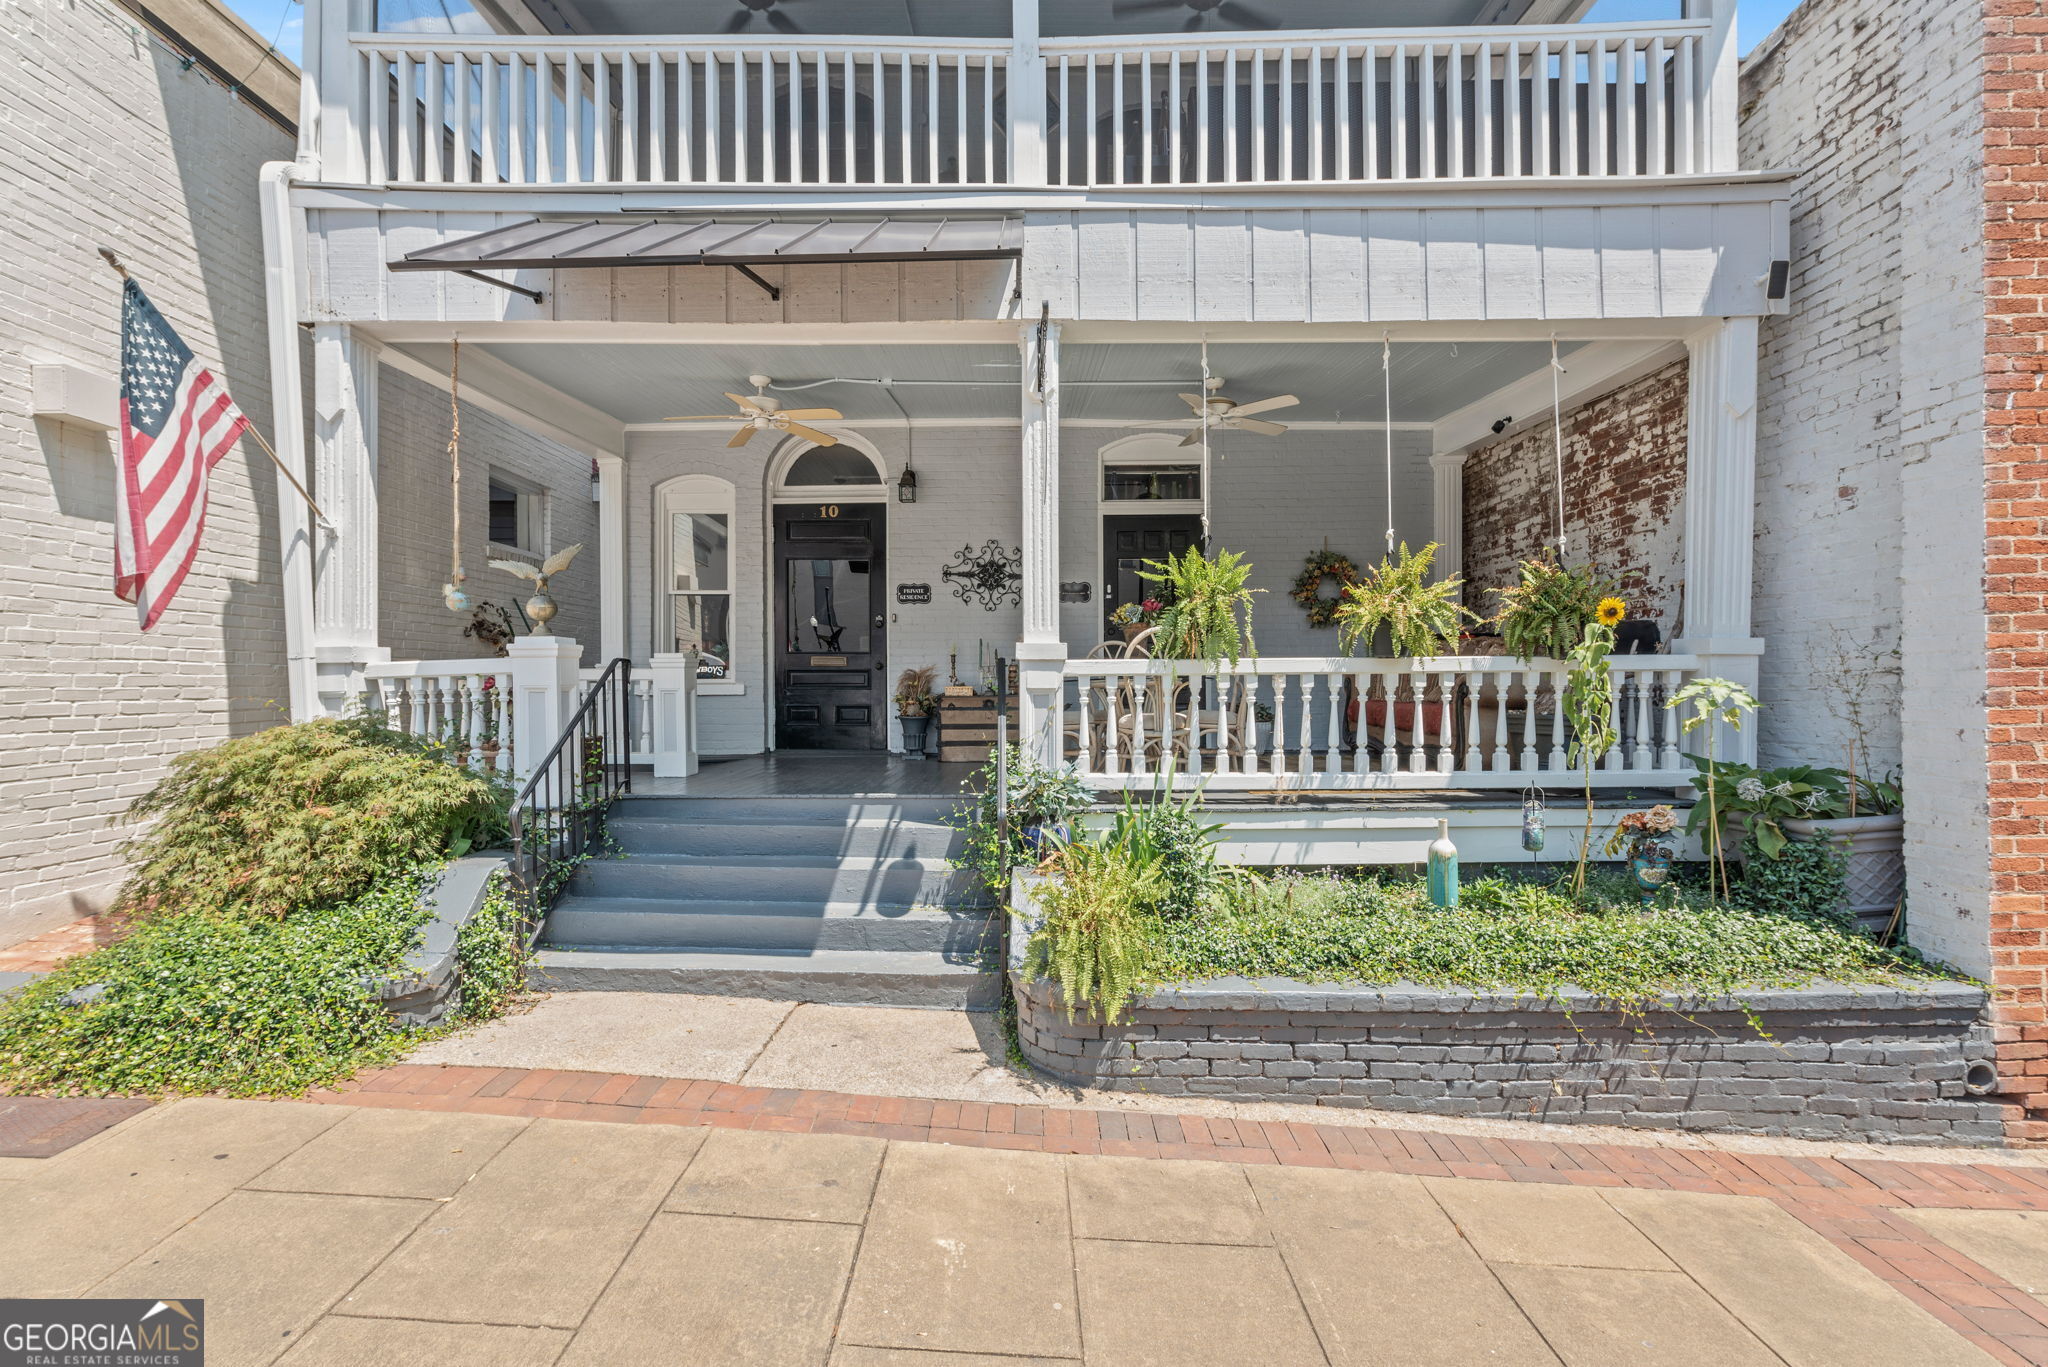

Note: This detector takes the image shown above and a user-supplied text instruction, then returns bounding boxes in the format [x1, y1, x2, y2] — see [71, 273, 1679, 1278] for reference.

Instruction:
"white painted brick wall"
[1740, 0, 1989, 974]
[375, 366, 600, 665]
[0, 0, 294, 939]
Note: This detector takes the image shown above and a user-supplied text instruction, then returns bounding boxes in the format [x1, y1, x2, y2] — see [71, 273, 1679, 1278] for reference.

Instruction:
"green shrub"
[0, 873, 431, 1096]
[1101, 787, 1236, 921]
[453, 874, 529, 1021]
[117, 718, 510, 921]
[953, 747, 1095, 897]
[1021, 832, 1162, 1023]
[1733, 830, 1851, 930]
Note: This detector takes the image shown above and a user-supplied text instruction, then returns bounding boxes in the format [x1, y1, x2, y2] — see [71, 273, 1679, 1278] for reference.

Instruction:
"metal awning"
[390, 216, 1022, 273]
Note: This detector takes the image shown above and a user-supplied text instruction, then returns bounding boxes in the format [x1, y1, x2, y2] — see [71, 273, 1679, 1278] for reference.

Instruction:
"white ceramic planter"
[1783, 813, 1906, 933]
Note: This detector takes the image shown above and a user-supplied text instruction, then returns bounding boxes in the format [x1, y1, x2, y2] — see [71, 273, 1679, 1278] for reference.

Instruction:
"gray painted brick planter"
[1008, 875, 2005, 1146]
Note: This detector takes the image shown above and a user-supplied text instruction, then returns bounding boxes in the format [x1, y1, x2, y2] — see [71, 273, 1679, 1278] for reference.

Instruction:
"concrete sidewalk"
[1, 1095, 2038, 1366]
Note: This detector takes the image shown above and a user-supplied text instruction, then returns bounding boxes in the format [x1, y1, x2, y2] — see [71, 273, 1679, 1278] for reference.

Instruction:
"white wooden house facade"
[268, 0, 1787, 861]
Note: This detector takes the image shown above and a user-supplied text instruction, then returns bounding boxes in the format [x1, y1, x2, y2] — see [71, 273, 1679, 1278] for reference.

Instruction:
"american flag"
[114, 279, 248, 630]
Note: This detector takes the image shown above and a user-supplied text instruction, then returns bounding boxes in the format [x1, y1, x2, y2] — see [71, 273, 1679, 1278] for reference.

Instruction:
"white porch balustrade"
[1046, 654, 1734, 792]
[351, 644, 698, 783]
[332, 17, 1731, 189]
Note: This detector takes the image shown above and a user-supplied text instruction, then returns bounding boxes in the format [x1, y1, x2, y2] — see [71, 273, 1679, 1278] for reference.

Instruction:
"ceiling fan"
[724, 0, 809, 34]
[665, 375, 844, 448]
[1178, 376, 1299, 447]
[1111, 0, 1282, 30]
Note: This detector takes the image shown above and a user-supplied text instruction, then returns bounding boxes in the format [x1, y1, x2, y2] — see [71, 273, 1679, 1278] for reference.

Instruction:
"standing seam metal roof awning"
[388, 216, 1023, 272]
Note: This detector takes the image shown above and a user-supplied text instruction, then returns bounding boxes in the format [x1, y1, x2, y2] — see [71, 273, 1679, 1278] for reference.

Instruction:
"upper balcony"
[303, 0, 1743, 195]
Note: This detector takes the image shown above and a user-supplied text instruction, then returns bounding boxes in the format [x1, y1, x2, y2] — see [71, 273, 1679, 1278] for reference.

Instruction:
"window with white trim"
[487, 471, 546, 555]
[658, 476, 735, 681]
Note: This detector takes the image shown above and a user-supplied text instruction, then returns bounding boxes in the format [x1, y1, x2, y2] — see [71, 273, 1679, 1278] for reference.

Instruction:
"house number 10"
[818, 504, 839, 518]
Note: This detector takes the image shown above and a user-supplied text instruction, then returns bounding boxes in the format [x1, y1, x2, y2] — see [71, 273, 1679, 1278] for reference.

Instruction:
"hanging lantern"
[1521, 784, 1547, 854]
[897, 466, 919, 504]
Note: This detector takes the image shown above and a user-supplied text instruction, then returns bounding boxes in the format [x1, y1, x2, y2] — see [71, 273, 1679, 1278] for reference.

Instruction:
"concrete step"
[611, 795, 963, 825]
[606, 817, 966, 861]
[530, 947, 999, 1009]
[540, 895, 998, 954]
[569, 854, 991, 909]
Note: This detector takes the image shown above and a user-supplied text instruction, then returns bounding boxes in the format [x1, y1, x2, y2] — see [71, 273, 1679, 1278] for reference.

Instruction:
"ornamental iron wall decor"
[941, 541, 1023, 611]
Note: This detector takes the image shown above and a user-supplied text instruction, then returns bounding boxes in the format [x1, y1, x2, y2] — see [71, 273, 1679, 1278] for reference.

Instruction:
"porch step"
[542, 895, 996, 954]
[530, 947, 999, 1009]
[567, 854, 991, 909]
[606, 816, 966, 861]
[536, 790, 997, 1007]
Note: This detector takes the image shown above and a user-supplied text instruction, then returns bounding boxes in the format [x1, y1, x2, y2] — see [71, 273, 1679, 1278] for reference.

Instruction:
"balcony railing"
[332, 19, 1731, 190]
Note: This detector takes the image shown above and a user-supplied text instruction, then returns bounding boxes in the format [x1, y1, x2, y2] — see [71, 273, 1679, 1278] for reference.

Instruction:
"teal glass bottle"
[1427, 818, 1459, 909]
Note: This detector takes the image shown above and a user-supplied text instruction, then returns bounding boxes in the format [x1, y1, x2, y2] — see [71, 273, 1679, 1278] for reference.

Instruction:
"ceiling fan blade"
[764, 7, 800, 32]
[727, 426, 757, 448]
[1178, 428, 1205, 447]
[776, 407, 844, 421]
[1217, 1, 1280, 24]
[663, 414, 745, 422]
[723, 8, 751, 32]
[1225, 393, 1299, 418]
[1110, 0, 1186, 15]
[1177, 392, 1210, 413]
[728, 392, 768, 413]
[782, 422, 840, 446]
[1231, 417, 1289, 437]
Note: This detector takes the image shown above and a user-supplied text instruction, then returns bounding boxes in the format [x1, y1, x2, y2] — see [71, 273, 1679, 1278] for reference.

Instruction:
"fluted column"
[1017, 315, 1065, 768]
[310, 324, 387, 715]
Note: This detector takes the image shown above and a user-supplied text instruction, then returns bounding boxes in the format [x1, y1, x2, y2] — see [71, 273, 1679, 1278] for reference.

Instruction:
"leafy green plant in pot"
[1489, 553, 1614, 661]
[1780, 768, 1906, 935]
[953, 747, 1097, 896]
[893, 665, 938, 756]
[1332, 542, 1475, 658]
[1139, 546, 1261, 665]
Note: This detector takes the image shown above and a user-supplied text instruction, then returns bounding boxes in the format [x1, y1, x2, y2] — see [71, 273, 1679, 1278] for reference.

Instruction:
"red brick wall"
[1461, 361, 1689, 634]
[1986, 0, 2048, 1143]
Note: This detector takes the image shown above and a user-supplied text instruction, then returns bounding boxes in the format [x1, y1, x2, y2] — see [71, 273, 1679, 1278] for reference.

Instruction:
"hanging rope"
[1381, 334, 1395, 555]
[1549, 334, 1569, 558]
[443, 337, 470, 612]
[1199, 338, 1212, 541]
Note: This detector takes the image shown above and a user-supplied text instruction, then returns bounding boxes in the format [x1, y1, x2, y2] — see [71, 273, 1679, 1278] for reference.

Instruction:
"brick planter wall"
[1012, 972, 2004, 1145]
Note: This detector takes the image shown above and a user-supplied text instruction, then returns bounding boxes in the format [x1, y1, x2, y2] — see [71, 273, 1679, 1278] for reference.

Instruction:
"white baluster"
[1604, 669, 1624, 773]
[1323, 671, 1344, 775]
[648, 51, 667, 183]
[1617, 38, 1638, 175]
[1268, 673, 1288, 774]
[1103, 672, 1123, 776]
[1380, 674, 1400, 773]
[1546, 668, 1568, 771]
[1629, 665, 1653, 770]
[1433, 670, 1454, 773]
[1519, 670, 1539, 772]
[676, 50, 694, 181]
[1646, 36, 1668, 176]
[1658, 668, 1682, 770]
[1461, 667, 1481, 771]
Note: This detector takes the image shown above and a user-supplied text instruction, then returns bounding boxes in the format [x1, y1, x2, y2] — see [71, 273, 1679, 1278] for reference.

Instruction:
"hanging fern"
[1333, 542, 1475, 658]
[1022, 835, 1163, 1023]
[1139, 546, 1262, 666]
[1489, 553, 1613, 662]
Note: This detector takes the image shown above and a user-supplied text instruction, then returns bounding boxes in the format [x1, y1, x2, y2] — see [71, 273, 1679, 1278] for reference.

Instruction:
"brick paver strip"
[296, 1062, 2048, 1364]
[0, 1095, 152, 1158]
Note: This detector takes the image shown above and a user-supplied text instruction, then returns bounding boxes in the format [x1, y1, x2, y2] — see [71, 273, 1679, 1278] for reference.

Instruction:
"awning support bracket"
[456, 269, 545, 305]
[729, 264, 781, 302]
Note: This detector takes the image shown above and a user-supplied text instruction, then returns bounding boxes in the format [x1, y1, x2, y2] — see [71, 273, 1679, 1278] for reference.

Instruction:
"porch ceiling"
[406, 338, 1577, 427]
[515, 0, 1578, 41]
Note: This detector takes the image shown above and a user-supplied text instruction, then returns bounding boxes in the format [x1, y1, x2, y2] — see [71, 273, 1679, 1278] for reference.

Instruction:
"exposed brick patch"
[1983, 0, 2048, 1145]
[0, 912, 140, 973]
[0, 1095, 152, 1158]
[1461, 361, 1688, 630]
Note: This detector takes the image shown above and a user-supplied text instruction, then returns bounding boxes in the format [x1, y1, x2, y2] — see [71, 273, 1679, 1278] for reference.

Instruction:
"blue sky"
[225, 0, 1803, 76]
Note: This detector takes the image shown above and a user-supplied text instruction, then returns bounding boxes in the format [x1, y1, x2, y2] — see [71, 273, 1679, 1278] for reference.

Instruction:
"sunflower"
[1596, 597, 1627, 627]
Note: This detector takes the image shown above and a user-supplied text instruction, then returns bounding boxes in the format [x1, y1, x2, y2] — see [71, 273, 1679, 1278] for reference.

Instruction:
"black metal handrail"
[507, 656, 633, 946]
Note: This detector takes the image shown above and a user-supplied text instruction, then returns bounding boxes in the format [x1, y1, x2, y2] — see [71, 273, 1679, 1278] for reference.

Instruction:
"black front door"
[775, 503, 887, 750]
[1102, 514, 1204, 641]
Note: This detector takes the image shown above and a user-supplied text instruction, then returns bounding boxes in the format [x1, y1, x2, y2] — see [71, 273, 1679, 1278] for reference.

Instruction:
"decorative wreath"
[1290, 548, 1360, 628]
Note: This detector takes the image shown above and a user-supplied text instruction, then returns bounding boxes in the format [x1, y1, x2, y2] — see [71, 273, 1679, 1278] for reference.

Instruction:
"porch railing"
[1051, 653, 1721, 792]
[1042, 21, 1712, 187]
[359, 659, 514, 774]
[330, 18, 1730, 189]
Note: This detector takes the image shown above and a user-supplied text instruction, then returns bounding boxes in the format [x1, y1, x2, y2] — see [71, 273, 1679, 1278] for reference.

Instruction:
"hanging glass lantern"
[1521, 785, 1547, 853]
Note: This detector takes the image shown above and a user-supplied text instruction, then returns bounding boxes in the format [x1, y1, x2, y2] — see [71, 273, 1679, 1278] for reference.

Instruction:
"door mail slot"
[786, 670, 870, 689]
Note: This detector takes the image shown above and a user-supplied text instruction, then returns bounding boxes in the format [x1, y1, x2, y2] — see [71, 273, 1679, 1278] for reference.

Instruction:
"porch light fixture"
[897, 466, 918, 504]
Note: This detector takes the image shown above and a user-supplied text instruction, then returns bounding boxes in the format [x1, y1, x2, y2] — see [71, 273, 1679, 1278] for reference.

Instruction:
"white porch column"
[259, 161, 319, 720]
[1430, 451, 1467, 594]
[1675, 316, 1764, 765]
[1008, 0, 1048, 187]
[595, 453, 627, 663]
[310, 324, 388, 716]
[506, 635, 583, 783]
[648, 652, 700, 778]
[1683, 0, 1739, 173]
[1017, 315, 1065, 767]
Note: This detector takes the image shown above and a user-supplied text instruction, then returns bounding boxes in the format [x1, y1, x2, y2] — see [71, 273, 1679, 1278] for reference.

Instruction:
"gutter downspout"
[260, 159, 319, 720]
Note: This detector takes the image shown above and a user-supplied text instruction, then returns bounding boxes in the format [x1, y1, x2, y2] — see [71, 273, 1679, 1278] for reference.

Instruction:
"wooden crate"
[936, 694, 1016, 765]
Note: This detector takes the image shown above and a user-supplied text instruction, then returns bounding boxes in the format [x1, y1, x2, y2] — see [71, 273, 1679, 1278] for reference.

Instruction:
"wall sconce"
[897, 466, 918, 504]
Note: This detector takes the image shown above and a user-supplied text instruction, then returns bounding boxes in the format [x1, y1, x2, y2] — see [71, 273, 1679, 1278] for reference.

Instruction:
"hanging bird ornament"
[489, 544, 584, 636]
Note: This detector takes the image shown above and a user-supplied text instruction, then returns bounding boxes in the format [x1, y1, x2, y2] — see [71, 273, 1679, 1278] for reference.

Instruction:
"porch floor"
[627, 753, 982, 799]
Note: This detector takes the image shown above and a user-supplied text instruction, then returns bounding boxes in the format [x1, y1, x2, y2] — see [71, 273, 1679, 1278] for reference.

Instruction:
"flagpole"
[99, 247, 334, 531]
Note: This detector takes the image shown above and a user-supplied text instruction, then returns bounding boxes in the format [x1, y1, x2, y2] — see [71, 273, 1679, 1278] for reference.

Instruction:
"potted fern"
[894, 665, 938, 756]
[1333, 542, 1473, 658]
[1138, 546, 1261, 665]
[1489, 552, 1613, 662]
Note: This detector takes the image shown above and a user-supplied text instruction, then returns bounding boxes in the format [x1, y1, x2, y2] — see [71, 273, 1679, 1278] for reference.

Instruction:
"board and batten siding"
[1020, 198, 1790, 322]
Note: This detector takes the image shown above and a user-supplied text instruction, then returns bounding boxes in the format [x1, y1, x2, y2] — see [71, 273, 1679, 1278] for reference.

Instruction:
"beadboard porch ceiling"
[391, 337, 1582, 426]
